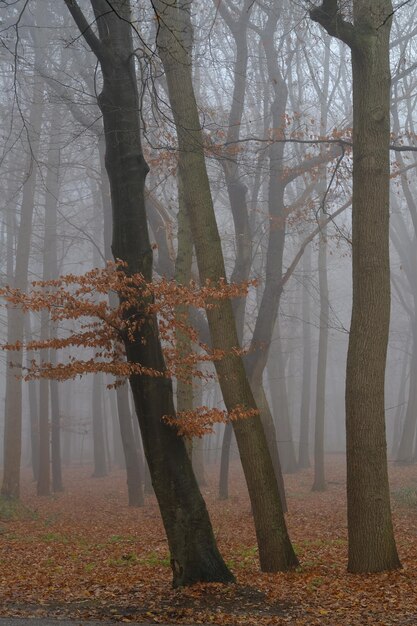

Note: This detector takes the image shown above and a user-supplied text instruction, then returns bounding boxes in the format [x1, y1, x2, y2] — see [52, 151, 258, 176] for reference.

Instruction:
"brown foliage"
[0, 262, 257, 436]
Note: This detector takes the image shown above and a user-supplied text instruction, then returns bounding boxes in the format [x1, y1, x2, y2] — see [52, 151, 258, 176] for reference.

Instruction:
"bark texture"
[65, 0, 233, 587]
[154, 0, 297, 572]
[311, 0, 401, 572]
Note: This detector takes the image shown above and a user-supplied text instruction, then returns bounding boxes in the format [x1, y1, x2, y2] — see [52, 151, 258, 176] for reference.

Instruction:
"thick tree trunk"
[100, 129, 145, 506]
[311, 0, 401, 573]
[65, 0, 233, 587]
[346, 1, 400, 573]
[154, 0, 297, 572]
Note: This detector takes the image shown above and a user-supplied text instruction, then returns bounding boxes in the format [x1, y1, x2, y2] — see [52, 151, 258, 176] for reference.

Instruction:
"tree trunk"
[99, 131, 144, 505]
[65, 0, 233, 587]
[92, 374, 107, 478]
[25, 319, 40, 482]
[267, 332, 297, 475]
[2, 71, 44, 499]
[311, 0, 401, 573]
[154, 0, 297, 572]
[37, 335, 50, 496]
[39, 100, 63, 496]
[298, 244, 312, 469]
[312, 226, 328, 492]
[116, 384, 144, 506]
[312, 39, 331, 493]
[396, 325, 417, 464]
[219, 422, 233, 500]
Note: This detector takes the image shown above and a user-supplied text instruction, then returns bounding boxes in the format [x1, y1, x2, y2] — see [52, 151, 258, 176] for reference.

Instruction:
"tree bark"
[311, 0, 401, 573]
[298, 244, 312, 469]
[99, 136, 144, 506]
[64, 0, 233, 587]
[2, 70, 44, 499]
[92, 374, 108, 478]
[154, 0, 297, 572]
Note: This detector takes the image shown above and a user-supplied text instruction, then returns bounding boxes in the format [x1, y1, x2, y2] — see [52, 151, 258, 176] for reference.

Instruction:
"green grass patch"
[108, 534, 136, 544]
[0, 496, 37, 521]
[41, 532, 70, 544]
[392, 486, 417, 508]
[138, 550, 170, 568]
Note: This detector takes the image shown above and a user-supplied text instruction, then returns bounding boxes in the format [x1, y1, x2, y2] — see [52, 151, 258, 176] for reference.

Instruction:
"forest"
[0, 0, 416, 624]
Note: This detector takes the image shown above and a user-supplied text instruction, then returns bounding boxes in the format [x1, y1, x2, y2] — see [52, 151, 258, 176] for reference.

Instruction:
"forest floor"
[0, 454, 416, 625]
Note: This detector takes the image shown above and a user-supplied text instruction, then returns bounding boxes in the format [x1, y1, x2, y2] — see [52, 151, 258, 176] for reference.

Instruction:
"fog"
[0, 0, 414, 593]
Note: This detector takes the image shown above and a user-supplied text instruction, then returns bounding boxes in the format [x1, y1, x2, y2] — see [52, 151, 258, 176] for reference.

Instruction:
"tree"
[152, 0, 298, 572]
[310, 0, 401, 572]
[2, 48, 44, 499]
[63, 0, 233, 587]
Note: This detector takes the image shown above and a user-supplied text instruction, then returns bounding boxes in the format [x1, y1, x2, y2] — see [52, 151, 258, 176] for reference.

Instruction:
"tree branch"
[63, 0, 107, 61]
[310, 0, 355, 46]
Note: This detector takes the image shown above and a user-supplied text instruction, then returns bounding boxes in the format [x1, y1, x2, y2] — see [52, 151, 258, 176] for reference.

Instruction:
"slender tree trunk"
[219, 422, 233, 500]
[217, 2, 286, 507]
[24, 316, 39, 481]
[38, 101, 63, 496]
[154, 0, 297, 572]
[109, 390, 124, 467]
[267, 332, 297, 475]
[391, 351, 407, 458]
[2, 72, 44, 499]
[312, 39, 331, 492]
[312, 226, 329, 492]
[51, 375, 63, 491]
[396, 321, 417, 463]
[116, 384, 144, 506]
[92, 374, 108, 478]
[37, 334, 50, 496]
[298, 244, 312, 469]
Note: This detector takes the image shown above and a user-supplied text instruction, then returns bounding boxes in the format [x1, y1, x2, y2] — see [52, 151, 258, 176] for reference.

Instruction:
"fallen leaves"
[0, 456, 416, 625]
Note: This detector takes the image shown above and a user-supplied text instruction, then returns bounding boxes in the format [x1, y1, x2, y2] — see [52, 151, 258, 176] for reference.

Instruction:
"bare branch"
[63, 0, 107, 61]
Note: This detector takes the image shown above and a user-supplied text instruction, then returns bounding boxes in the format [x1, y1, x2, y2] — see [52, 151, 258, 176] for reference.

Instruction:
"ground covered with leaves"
[0, 455, 416, 625]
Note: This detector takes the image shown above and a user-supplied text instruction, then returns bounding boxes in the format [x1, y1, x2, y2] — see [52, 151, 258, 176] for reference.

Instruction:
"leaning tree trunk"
[64, 0, 233, 587]
[98, 137, 144, 506]
[154, 0, 297, 572]
[311, 0, 401, 573]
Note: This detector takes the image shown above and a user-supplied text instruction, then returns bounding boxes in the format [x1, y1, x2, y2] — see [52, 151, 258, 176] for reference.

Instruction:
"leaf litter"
[0, 454, 416, 625]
